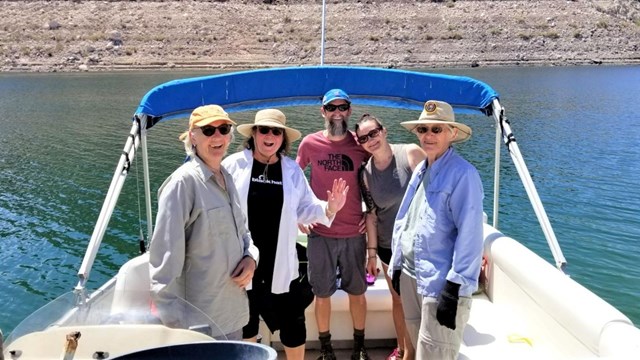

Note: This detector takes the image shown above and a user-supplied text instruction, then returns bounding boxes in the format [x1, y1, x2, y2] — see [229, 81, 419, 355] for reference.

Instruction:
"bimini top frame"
[75, 66, 566, 298]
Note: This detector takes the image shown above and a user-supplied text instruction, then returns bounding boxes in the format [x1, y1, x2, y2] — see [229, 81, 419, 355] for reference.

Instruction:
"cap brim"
[192, 117, 237, 127]
[322, 97, 351, 105]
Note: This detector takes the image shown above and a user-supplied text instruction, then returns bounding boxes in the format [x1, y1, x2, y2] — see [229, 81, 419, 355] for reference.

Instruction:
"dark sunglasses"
[414, 125, 445, 135]
[323, 103, 351, 112]
[357, 127, 383, 144]
[256, 126, 283, 136]
[199, 124, 232, 136]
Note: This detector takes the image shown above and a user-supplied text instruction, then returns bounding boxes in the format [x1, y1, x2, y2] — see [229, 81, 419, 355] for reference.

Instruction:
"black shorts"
[378, 246, 392, 265]
[243, 280, 307, 348]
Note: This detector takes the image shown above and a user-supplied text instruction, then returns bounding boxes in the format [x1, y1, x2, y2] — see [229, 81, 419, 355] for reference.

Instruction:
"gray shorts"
[307, 233, 367, 297]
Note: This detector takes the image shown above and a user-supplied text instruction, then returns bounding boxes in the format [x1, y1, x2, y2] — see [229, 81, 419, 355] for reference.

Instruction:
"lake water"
[1, 66, 639, 336]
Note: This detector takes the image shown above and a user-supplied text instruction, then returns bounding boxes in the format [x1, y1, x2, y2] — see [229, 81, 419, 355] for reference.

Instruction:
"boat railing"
[75, 115, 149, 298]
[490, 99, 567, 271]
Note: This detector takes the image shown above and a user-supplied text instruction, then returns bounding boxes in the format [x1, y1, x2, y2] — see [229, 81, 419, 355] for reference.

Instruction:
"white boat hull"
[5, 223, 639, 359]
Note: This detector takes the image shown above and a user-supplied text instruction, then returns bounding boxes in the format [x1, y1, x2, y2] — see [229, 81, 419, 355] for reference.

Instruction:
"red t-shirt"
[296, 131, 369, 238]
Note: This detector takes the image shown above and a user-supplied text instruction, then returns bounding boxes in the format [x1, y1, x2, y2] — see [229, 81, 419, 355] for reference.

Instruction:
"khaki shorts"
[307, 233, 367, 297]
[400, 273, 472, 360]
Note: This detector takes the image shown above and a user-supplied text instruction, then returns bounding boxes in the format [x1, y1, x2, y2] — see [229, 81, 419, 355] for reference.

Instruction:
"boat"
[2, 65, 640, 360]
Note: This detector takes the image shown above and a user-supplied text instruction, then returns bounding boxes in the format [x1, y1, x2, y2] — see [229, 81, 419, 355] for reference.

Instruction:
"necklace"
[256, 153, 276, 181]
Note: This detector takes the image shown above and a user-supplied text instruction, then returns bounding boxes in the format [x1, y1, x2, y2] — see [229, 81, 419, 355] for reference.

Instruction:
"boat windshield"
[4, 290, 225, 347]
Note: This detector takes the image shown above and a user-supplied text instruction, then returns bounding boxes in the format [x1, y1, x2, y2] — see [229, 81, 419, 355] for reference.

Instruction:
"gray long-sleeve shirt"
[149, 156, 259, 336]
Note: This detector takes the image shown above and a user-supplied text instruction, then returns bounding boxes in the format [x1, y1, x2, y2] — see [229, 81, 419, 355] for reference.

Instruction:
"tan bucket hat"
[400, 100, 472, 143]
[237, 109, 302, 142]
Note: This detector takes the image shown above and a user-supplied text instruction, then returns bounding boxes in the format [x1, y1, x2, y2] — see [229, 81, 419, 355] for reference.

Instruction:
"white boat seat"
[264, 257, 395, 347]
[111, 253, 151, 316]
[480, 224, 640, 358]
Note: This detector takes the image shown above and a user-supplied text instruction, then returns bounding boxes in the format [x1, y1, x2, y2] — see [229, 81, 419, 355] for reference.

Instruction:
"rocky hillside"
[1, 0, 639, 72]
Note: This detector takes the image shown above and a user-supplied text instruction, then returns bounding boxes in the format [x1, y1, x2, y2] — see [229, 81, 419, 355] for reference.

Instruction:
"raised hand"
[326, 178, 349, 216]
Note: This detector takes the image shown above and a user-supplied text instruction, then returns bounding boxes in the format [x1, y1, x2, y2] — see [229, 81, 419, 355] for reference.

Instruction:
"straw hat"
[179, 104, 236, 140]
[400, 100, 472, 143]
[237, 109, 302, 142]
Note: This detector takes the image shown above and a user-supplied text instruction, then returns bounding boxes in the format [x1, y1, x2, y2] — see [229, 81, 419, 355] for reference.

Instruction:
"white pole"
[492, 107, 501, 229]
[140, 119, 153, 243]
[76, 116, 147, 289]
[492, 99, 567, 270]
[320, 0, 326, 65]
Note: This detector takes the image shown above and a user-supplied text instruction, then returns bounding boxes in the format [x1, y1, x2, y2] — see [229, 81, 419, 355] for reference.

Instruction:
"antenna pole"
[320, 0, 326, 65]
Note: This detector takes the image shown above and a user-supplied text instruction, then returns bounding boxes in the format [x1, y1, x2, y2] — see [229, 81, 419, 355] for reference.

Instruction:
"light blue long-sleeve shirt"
[389, 147, 484, 297]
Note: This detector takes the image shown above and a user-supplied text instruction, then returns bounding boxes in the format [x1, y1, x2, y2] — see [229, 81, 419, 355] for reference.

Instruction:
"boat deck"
[277, 347, 395, 359]
[271, 292, 580, 360]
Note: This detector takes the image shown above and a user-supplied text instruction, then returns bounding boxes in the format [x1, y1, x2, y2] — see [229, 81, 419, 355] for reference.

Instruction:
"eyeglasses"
[357, 127, 383, 144]
[199, 124, 232, 136]
[256, 126, 283, 136]
[323, 103, 350, 112]
[414, 125, 445, 135]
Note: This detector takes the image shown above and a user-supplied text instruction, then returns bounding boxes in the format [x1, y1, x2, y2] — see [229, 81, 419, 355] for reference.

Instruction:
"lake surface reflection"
[1, 66, 639, 334]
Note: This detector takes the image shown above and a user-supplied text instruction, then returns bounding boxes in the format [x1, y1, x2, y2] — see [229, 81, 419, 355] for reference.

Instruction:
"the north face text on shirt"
[317, 153, 355, 171]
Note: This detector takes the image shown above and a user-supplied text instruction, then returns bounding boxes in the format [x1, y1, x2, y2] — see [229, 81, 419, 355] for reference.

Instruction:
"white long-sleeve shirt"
[223, 149, 333, 294]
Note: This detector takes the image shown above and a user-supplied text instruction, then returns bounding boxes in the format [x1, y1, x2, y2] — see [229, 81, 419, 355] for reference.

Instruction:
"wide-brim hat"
[179, 104, 236, 140]
[236, 109, 302, 142]
[400, 100, 472, 143]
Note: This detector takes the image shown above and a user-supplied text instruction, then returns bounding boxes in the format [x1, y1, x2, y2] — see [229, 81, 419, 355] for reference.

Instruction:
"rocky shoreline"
[1, 0, 639, 72]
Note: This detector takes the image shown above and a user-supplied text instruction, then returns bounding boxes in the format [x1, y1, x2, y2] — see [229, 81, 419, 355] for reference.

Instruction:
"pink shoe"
[386, 347, 403, 360]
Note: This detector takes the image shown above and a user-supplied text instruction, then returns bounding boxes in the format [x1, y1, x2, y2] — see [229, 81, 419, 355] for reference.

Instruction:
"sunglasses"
[256, 126, 283, 136]
[414, 125, 445, 135]
[199, 124, 232, 136]
[323, 103, 351, 112]
[357, 127, 383, 144]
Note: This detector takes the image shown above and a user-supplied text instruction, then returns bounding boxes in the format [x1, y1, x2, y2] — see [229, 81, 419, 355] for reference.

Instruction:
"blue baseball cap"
[322, 89, 351, 105]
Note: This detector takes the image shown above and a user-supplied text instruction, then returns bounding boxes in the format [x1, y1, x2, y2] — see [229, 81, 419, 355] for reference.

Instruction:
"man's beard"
[325, 118, 348, 137]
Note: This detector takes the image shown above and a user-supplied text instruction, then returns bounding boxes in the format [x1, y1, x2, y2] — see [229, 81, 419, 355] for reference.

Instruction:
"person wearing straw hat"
[355, 113, 426, 360]
[296, 89, 371, 360]
[149, 104, 259, 341]
[223, 108, 349, 360]
[389, 100, 484, 360]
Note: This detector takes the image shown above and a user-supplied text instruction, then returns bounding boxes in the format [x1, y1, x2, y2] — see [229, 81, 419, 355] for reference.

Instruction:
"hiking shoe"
[316, 347, 337, 360]
[351, 347, 371, 360]
[386, 347, 404, 360]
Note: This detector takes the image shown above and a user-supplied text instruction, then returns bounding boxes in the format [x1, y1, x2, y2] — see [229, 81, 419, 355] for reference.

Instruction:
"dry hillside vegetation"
[1, 0, 639, 72]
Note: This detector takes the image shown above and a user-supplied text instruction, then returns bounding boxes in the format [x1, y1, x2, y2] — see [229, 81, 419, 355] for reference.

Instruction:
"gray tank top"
[362, 144, 413, 249]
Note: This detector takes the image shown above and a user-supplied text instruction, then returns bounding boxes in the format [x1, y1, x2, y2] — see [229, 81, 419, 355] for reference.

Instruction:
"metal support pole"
[320, 0, 326, 65]
[492, 99, 566, 271]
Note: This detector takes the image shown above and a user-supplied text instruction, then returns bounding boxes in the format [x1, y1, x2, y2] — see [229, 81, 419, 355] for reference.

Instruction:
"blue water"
[1, 66, 639, 336]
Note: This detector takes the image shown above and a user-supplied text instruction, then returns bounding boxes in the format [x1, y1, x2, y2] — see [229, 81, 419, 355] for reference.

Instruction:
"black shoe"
[351, 347, 370, 360]
[317, 347, 337, 360]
